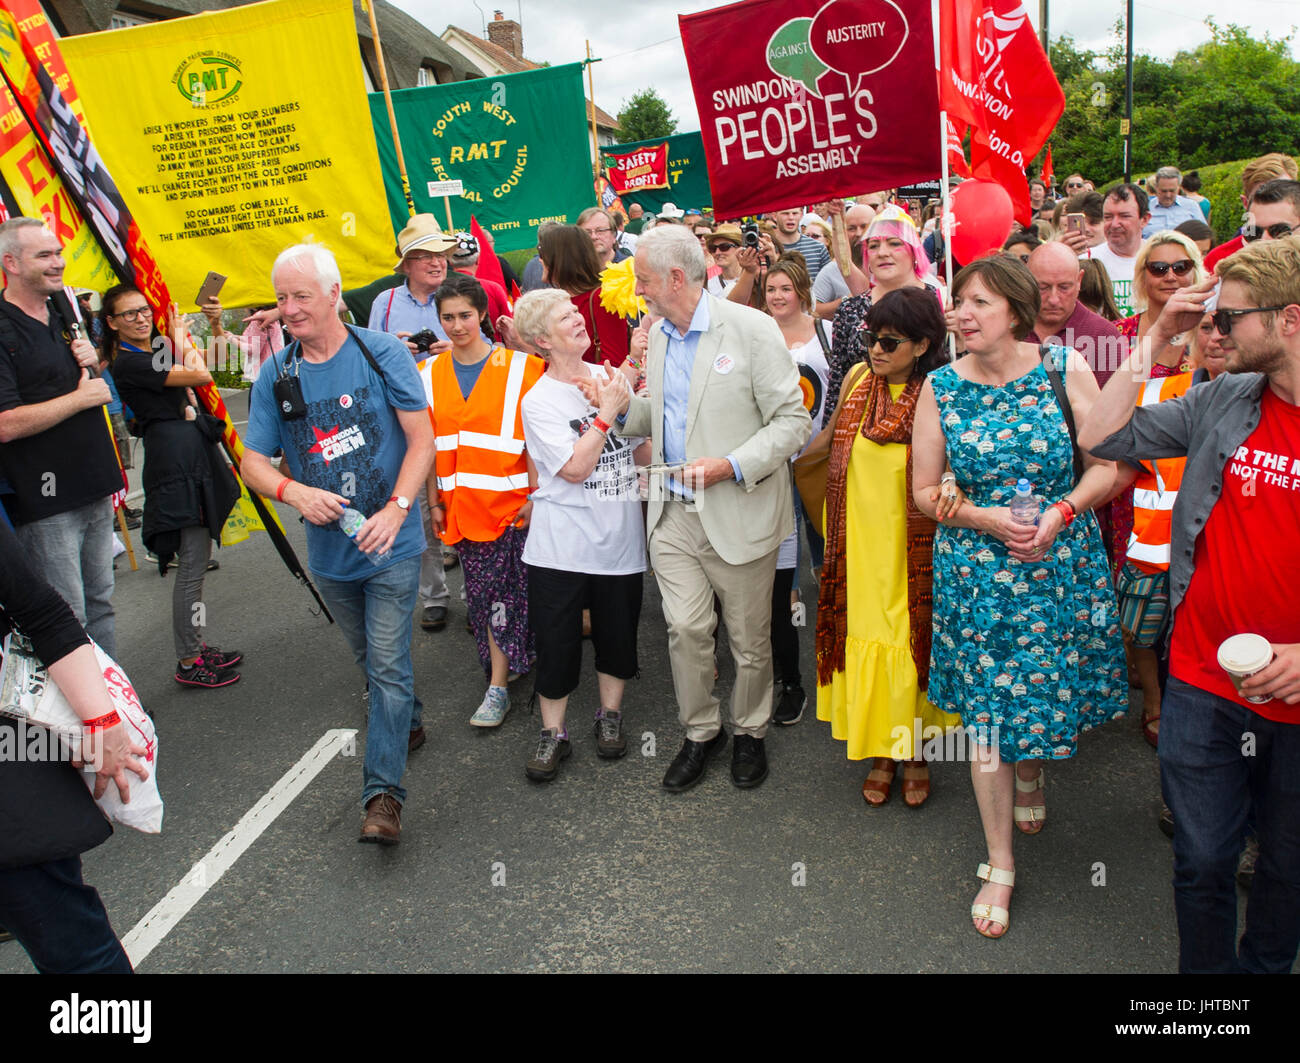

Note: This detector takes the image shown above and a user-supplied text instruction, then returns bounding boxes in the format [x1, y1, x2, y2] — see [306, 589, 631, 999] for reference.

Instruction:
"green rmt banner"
[369, 62, 594, 253]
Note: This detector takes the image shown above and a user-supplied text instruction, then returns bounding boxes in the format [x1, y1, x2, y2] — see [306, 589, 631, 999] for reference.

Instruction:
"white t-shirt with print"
[1087, 243, 1138, 317]
[521, 366, 647, 575]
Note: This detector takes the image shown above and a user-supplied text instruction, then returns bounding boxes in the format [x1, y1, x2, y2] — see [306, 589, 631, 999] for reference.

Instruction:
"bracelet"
[431, 501, 445, 511]
[592, 416, 611, 435]
[1052, 500, 1076, 526]
[276, 477, 292, 502]
[82, 710, 120, 732]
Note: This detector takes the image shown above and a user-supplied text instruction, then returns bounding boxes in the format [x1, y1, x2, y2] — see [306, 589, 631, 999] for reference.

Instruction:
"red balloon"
[948, 179, 1015, 266]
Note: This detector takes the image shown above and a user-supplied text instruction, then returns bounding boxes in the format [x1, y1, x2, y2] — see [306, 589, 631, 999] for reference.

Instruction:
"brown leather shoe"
[359, 793, 402, 845]
[408, 726, 426, 752]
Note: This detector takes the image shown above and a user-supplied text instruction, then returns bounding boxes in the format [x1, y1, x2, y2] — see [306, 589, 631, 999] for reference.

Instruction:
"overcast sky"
[394, 0, 1296, 137]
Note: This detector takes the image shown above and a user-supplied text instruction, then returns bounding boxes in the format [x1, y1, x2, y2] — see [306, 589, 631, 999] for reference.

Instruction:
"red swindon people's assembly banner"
[680, 0, 940, 219]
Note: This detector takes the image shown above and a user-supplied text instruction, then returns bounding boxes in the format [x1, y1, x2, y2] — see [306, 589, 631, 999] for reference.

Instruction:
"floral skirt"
[456, 526, 535, 677]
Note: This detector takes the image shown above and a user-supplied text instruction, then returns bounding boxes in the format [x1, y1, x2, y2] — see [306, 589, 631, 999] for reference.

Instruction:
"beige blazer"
[621, 292, 812, 565]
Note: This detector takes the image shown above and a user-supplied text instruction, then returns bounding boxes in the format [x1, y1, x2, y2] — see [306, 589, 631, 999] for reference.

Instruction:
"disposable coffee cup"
[1217, 633, 1274, 704]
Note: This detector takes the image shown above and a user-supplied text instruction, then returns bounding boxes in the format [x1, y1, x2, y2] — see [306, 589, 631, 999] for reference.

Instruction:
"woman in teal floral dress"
[912, 256, 1127, 939]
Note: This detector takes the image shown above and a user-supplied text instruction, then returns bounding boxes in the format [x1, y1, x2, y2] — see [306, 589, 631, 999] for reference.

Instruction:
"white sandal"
[971, 863, 1015, 938]
[1014, 767, 1046, 834]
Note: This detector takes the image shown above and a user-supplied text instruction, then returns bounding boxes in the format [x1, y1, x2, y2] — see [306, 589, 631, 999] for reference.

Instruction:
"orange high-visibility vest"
[420, 347, 544, 544]
[1127, 372, 1196, 573]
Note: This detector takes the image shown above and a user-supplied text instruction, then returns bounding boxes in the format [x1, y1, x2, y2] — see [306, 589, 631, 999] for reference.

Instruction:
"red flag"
[1040, 144, 1054, 187]
[469, 214, 506, 292]
[938, 0, 1064, 224]
[946, 118, 972, 180]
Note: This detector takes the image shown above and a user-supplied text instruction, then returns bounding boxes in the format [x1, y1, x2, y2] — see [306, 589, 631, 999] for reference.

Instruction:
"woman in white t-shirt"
[514, 289, 650, 783]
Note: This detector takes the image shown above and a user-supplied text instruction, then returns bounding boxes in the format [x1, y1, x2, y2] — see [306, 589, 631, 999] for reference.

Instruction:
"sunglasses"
[1242, 222, 1293, 243]
[1210, 306, 1289, 335]
[711, 241, 738, 252]
[860, 331, 910, 353]
[1144, 258, 1195, 278]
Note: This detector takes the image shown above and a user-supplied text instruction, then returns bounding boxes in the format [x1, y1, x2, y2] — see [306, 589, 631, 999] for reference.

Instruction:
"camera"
[273, 374, 307, 421]
[408, 329, 438, 353]
[741, 222, 760, 249]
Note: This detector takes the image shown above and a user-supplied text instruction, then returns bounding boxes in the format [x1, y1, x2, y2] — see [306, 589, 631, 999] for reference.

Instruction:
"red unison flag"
[680, 0, 941, 219]
[938, 0, 1064, 223]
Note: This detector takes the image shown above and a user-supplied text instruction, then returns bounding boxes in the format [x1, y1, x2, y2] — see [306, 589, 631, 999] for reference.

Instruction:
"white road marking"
[120, 728, 358, 967]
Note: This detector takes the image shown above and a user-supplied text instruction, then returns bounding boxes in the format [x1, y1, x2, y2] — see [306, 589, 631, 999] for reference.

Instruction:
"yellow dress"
[816, 380, 961, 759]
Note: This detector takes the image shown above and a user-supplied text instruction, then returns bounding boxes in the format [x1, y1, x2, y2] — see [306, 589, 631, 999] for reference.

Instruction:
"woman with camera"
[425, 273, 546, 727]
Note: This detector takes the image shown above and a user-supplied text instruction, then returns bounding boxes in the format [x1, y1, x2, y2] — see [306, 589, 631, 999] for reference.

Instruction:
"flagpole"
[935, 7, 955, 358]
[586, 42, 601, 182]
[362, 0, 421, 222]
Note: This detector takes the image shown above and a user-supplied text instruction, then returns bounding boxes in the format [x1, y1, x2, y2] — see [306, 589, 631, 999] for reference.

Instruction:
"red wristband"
[1052, 500, 1076, 526]
[276, 478, 292, 502]
[82, 710, 120, 732]
[592, 416, 611, 435]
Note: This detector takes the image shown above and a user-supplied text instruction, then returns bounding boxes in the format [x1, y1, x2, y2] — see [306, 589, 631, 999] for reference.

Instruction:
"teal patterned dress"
[927, 353, 1127, 762]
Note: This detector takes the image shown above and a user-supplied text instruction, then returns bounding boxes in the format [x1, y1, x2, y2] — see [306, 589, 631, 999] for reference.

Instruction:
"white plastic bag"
[0, 632, 163, 833]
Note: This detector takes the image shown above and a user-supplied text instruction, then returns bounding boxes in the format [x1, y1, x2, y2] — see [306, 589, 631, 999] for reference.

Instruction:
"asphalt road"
[1, 388, 1221, 974]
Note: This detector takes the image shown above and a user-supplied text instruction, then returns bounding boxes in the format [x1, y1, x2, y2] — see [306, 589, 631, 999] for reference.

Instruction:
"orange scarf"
[816, 368, 935, 688]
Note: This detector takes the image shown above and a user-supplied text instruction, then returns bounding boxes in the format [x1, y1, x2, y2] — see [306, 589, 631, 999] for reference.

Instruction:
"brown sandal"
[901, 760, 931, 808]
[861, 758, 896, 806]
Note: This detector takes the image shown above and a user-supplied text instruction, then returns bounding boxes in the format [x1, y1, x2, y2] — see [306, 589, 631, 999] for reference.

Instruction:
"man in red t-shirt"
[1081, 237, 1300, 973]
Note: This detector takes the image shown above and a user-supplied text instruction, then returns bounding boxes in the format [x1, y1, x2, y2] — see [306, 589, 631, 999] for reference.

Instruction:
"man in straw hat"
[368, 214, 457, 633]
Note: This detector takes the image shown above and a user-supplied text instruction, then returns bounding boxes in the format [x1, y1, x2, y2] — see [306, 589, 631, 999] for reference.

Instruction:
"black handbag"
[0, 720, 111, 871]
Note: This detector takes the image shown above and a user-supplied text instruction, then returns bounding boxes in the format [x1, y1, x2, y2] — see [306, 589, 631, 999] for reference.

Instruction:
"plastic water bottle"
[1009, 478, 1040, 526]
[338, 505, 390, 565]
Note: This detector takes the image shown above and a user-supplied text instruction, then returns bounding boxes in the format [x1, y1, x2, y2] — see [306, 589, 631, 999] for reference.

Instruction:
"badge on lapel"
[713, 353, 735, 375]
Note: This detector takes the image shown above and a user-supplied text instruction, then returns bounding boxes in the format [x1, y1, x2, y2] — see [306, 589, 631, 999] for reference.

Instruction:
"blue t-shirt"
[245, 328, 427, 581]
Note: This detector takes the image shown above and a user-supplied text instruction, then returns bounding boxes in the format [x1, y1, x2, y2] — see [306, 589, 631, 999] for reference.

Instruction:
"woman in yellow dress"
[815, 287, 960, 807]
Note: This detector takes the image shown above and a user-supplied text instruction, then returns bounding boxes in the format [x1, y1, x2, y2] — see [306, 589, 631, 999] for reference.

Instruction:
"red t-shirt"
[1169, 387, 1300, 721]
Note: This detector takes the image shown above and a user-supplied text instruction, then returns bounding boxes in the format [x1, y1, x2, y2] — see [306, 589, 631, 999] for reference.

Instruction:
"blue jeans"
[313, 555, 422, 808]
[15, 498, 116, 658]
[0, 857, 133, 973]
[1159, 677, 1300, 973]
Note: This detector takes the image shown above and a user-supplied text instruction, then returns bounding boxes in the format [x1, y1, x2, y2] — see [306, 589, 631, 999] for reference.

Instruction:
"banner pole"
[939, 104, 955, 358]
[362, 0, 416, 218]
[586, 42, 600, 182]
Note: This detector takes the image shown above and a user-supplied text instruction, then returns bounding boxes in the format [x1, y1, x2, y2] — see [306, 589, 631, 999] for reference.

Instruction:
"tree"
[616, 88, 677, 143]
[1044, 23, 1300, 186]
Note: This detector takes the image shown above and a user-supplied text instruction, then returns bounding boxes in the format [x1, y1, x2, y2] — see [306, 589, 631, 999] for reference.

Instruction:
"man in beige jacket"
[616, 226, 811, 791]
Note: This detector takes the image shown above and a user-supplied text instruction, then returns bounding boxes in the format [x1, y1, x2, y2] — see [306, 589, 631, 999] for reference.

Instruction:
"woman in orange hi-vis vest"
[1113, 311, 1225, 750]
[424, 273, 545, 727]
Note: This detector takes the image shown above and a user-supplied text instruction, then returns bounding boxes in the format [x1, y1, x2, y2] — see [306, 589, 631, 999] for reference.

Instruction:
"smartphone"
[1064, 213, 1086, 235]
[196, 271, 227, 306]
[643, 462, 687, 475]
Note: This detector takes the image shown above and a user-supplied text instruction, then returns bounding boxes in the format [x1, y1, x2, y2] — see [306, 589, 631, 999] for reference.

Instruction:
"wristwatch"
[388, 495, 410, 511]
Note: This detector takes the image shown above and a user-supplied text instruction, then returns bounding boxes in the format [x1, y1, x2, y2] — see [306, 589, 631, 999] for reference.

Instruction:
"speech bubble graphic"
[766, 18, 829, 98]
[810, 0, 910, 98]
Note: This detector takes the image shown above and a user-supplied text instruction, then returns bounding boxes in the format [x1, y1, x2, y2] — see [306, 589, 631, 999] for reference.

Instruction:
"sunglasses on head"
[860, 330, 909, 353]
[1210, 306, 1288, 336]
[1144, 258, 1195, 278]
[1243, 222, 1294, 243]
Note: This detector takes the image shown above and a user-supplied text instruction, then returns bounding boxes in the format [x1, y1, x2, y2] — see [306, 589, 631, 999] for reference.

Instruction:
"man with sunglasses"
[0, 219, 121, 656]
[1239, 179, 1299, 249]
[1081, 239, 1300, 973]
[1204, 155, 1299, 272]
